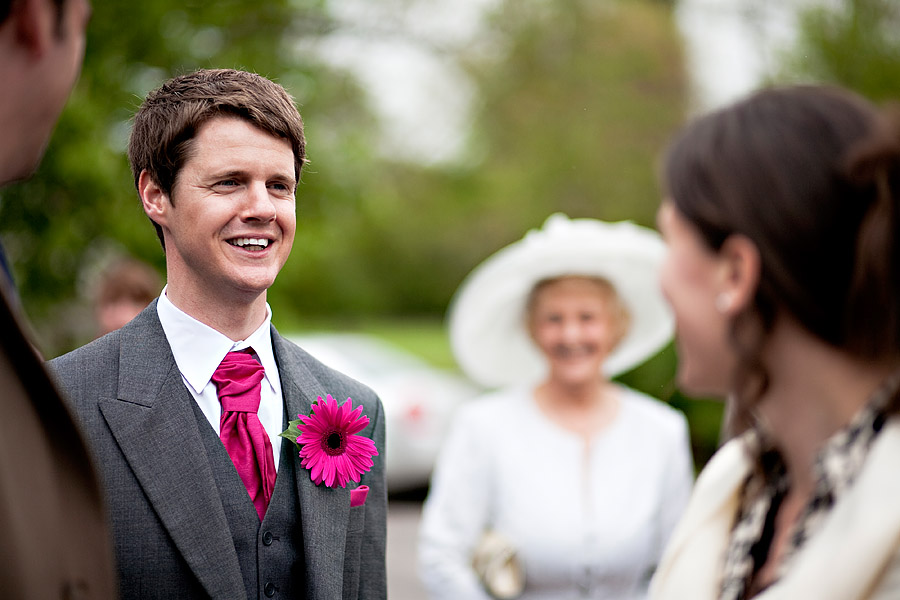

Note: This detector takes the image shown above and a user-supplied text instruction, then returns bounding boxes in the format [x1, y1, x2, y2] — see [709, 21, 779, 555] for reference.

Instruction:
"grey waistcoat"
[192, 401, 306, 599]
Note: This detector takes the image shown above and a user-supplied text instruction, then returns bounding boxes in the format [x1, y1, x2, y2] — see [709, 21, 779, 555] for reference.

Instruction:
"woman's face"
[657, 201, 736, 396]
[529, 277, 620, 387]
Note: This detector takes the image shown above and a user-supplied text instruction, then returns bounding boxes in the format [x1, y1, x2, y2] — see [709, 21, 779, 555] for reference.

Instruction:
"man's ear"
[138, 170, 170, 229]
[11, 0, 54, 58]
[715, 234, 761, 315]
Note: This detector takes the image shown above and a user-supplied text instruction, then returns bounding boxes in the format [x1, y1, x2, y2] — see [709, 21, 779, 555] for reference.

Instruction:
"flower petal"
[345, 414, 370, 435]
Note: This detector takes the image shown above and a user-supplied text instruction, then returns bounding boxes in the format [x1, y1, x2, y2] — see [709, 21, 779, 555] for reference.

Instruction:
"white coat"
[650, 419, 900, 600]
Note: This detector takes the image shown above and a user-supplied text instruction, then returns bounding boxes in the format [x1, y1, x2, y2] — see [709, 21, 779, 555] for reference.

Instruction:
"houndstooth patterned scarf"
[718, 372, 900, 600]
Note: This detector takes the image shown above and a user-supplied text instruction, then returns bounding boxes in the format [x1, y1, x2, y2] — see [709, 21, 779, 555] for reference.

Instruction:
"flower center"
[322, 430, 346, 456]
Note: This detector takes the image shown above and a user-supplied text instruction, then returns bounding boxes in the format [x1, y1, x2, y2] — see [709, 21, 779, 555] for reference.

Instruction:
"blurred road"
[387, 499, 427, 600]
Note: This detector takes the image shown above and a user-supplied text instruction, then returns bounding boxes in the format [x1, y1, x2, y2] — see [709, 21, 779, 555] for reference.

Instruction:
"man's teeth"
[230, 238, 269, 248]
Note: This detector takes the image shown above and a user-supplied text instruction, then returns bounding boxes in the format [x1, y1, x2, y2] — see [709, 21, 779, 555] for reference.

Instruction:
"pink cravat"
[211, 350, 276, 521]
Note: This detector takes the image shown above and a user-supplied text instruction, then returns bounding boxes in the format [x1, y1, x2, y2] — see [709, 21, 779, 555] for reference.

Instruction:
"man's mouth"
[228, 237, 270, 251]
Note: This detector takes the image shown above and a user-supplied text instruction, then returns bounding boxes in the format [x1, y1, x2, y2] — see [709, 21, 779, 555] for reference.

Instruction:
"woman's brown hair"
[662, 85, 900, 433]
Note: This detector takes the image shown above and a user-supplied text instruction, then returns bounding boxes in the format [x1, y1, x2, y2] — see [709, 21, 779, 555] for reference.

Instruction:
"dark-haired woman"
[650, 85, 900, 599]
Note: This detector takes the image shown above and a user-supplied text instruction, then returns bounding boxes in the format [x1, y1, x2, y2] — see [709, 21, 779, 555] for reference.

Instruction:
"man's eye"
[269, 182, 292, 192]
[217, 180, 238, 187]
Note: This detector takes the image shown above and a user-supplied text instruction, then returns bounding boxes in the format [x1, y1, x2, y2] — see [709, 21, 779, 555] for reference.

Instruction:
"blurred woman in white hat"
[419, 214, 694, 600]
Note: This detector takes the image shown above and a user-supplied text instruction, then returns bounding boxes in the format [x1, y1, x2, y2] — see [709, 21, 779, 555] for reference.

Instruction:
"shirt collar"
[156, 286, 278, 396]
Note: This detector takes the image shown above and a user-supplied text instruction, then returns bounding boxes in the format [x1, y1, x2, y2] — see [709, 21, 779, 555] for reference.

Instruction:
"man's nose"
[242, 182, 277, 222]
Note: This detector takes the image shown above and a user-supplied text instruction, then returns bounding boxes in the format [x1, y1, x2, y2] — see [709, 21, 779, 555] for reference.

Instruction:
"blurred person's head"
[127, 68, 307, 249]
[526, 275, 631, 388]
[0, 0, 91, 185]
[93, 257, 162, 336]
[658, 85, 900, 427]
[448, 214, 672, 390]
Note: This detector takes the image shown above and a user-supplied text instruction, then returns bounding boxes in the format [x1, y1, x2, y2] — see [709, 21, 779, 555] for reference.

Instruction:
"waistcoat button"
[262, 530, 274, 546]
[264, 582, 277, 597]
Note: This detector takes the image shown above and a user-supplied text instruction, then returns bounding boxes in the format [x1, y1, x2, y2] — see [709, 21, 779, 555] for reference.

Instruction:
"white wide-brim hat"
[448, 213, 674, 389]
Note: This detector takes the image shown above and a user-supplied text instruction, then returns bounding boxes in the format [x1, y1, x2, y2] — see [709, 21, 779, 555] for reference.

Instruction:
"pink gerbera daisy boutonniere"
[279, 394, 378, 488]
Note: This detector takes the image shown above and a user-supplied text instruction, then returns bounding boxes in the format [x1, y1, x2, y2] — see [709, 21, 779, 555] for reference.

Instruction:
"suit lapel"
[273, 329, 351, 597]
[99, 307, 247, 600]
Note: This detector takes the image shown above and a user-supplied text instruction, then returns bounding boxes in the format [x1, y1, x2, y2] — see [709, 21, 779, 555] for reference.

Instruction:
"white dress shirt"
[156, 287, 284, 470]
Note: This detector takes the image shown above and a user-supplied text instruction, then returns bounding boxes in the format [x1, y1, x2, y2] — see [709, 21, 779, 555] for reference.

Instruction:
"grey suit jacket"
[49, 301, 387, 599]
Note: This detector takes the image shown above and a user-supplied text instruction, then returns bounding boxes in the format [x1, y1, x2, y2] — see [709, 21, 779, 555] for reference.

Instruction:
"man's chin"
[214, 276, 275, 303]
[2, 146, 44, 185]
[233, 280, 276, 298]
[229, 266, 284, 291]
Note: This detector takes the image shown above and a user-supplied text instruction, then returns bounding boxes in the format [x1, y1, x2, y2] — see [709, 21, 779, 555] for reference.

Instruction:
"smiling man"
[49, 69, 387, 600]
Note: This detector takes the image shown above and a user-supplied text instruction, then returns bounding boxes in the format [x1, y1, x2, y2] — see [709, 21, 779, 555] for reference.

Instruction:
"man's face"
[150, 116, 297, 308]
[50, 0, 90, 109]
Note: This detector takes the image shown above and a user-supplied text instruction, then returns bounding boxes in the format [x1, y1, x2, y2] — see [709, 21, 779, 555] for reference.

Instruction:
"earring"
[715, 293, 731, 314]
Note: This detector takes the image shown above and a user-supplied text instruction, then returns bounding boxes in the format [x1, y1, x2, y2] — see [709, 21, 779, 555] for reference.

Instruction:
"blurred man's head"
[92, 257, 162, 337]
[0, 0, 91, 185]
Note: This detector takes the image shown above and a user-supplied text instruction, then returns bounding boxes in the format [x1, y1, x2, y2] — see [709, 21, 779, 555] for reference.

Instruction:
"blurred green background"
[3, 0, 898, 469]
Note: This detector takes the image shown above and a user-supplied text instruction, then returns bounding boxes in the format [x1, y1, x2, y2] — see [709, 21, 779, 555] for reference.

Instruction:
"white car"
[288, 333, 480, 492]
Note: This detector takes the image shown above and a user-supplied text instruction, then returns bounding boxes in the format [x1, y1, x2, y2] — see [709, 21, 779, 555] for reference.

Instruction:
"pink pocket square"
[350, 485, 369, 508]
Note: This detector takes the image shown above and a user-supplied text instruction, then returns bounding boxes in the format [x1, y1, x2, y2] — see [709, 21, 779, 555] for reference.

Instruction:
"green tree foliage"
[4, 0, 723, 463]
[1, 0, 378, 352]
[2, 0, 687, 357]
[315, 0, 726, 462]
[304, 0, 689, 320]
[470, 0, 685, 227]
[777, 0, 900, 100]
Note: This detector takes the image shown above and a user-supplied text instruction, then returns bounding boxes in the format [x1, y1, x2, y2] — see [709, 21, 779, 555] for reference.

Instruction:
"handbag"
[471, 529, 526, 599]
